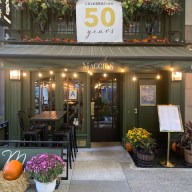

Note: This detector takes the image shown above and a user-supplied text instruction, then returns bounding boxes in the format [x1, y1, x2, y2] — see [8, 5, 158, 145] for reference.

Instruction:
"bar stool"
[52, 125, 74, 169]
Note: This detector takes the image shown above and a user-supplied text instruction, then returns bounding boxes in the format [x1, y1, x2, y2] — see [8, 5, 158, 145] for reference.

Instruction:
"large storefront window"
[35, 76, 56, 113]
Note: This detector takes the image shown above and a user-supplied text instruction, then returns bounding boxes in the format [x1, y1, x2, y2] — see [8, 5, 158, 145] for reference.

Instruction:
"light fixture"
[73, 73, 77, 78]
[156, 74, 161, 80]
[64, 68, 68, 72]
[23, 71, 27, 77]
[50, 70, 53, 75]
[61, 73, 66, 77]
[172, 72, 182, 81]
[121, 69, 125, 73]
[156, 70, 161, 80]
[10, 70, 20, 80]
[132, 73, 137, 81]
[103, 73, 107, 77]
[38, 72, 42, 77]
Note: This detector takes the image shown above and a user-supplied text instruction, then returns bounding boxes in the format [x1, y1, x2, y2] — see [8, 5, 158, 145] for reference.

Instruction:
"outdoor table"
[30, 111, 66, 141]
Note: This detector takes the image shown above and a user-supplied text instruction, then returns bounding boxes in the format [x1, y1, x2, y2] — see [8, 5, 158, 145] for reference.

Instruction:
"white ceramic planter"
[34, 179, 56, 192]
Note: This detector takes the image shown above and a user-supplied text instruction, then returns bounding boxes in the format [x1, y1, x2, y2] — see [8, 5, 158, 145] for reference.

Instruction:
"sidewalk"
[29, 142, 192, 192]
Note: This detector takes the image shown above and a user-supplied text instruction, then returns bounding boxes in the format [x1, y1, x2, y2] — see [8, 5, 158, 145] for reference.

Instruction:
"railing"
[0, 140, 69, 181]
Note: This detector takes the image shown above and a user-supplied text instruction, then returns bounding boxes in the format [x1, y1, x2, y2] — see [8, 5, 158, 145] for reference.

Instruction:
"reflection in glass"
[35, 76, 56, 113]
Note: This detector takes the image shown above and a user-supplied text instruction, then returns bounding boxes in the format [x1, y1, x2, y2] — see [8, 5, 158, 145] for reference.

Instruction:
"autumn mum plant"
[126, 127, 157, 153]
[25, 153, 65, 183]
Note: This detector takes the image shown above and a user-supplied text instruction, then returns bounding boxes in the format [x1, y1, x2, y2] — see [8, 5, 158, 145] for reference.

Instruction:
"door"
[90, 74, 121, 142]
[137, 76, 169, 144]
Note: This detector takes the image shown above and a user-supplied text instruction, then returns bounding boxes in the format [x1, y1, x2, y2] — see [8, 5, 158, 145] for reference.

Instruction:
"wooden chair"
[17, 111, 43, 146]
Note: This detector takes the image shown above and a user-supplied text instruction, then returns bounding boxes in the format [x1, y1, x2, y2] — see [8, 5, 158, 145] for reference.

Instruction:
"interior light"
[61, 73, 66, 77]
[64, 68, 68, 72]
[103, 73, 107, 77]
[121, 69, 125, 73]
[50, 70, 53, 75]
[170, 67, 174, 72]
[38, 72, 42, 77]
[73, 73, 77, 77]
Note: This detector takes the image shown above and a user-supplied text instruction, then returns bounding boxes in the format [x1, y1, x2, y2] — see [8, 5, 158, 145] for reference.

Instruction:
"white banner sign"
[76, 0, 122, 42]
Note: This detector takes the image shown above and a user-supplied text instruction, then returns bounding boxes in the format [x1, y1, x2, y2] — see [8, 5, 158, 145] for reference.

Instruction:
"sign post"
[157, 105, 184, 167]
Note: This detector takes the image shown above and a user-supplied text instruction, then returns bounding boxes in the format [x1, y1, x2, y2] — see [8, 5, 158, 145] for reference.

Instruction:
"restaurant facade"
[0, 0, 192, 147]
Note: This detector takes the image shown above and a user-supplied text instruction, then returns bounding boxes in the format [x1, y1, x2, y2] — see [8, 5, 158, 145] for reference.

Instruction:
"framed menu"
[157, 105, 184, 132]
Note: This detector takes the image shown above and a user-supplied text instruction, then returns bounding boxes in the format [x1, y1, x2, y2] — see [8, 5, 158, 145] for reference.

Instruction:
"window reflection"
[35, 76, 56, 113]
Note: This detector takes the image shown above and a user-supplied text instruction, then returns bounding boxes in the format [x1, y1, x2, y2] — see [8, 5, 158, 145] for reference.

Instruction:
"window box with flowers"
[126, 127, 157, 167]
[122, 0, 182, 22]
[25, 153, 65, 192]
[11, 0, 75, 32]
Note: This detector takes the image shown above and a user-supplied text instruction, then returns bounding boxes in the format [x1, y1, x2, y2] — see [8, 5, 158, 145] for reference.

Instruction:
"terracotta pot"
[125, 142, 133, 152]
[171, 142, 177, 152]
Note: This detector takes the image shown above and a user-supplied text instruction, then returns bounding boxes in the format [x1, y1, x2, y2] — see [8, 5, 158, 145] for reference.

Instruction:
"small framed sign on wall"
[69, 89, 77, 100]
[140, 85, 156, 106]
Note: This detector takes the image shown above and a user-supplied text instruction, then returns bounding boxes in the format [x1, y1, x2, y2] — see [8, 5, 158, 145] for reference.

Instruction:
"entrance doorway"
[90, 74, 122, 142]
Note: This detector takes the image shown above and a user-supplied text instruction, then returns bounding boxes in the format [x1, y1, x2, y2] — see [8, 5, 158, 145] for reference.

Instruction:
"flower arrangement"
[11, 0, 75, 31]
[126, 127, 156, 152]
[122, 0, 182, 22]
[25, 153, 65, 183]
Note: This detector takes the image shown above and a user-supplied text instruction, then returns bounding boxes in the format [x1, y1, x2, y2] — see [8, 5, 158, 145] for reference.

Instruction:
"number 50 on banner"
[76, 0, 123, 43]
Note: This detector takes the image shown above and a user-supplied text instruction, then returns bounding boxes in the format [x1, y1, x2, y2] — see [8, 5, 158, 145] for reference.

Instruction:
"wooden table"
[30, 111, 66, 141]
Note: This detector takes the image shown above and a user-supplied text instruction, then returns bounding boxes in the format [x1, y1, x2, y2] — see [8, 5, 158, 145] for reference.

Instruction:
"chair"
[17, 111, 43, 146]
[26, 107, 36, 118]
[26, 107, 46, 129]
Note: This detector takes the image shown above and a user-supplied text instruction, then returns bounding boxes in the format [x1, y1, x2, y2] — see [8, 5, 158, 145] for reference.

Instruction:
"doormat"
[129, 148, 192, 168]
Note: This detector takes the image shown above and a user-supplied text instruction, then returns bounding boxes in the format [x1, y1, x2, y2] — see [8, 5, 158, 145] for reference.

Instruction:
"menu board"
[157, 105, 184, 132]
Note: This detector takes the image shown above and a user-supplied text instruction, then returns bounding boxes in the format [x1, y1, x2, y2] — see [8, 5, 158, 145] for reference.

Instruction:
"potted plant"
[182, 121, 192, 165]
[126, 127, 157, 166]
[25, 153, 65, 192]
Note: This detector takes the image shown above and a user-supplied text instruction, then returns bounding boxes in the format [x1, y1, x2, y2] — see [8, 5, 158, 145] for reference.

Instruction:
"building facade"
[0, 0, 192, 147]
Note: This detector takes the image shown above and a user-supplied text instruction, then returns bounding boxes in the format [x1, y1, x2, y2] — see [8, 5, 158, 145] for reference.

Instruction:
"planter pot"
[176, 145, 187, 158]
[34, 179, 57, 192]
[125, 142, 133, 152]
[136, 150, 154, 167]
[184, 148, 192, 165]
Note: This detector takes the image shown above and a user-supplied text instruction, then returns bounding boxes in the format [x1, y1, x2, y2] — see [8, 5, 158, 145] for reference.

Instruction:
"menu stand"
[160, 132, 175, 167]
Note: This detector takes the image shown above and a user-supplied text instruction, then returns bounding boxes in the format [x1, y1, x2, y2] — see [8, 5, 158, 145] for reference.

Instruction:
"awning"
[0, 43, 192, 72]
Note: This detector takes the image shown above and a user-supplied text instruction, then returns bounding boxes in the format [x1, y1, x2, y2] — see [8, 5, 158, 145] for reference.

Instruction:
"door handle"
[134, 108, 137, 114]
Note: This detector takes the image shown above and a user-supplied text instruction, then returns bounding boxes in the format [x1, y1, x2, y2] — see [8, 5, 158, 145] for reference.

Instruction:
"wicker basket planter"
[136, 150, 154, 167]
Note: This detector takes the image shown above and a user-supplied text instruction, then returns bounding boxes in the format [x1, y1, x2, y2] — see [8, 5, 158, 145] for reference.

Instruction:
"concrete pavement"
[28, 142, 192, 192]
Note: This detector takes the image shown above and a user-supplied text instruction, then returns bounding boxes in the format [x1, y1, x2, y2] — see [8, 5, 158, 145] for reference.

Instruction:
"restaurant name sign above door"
[83, 61, 114, 71]
[76, 0, 122, 42]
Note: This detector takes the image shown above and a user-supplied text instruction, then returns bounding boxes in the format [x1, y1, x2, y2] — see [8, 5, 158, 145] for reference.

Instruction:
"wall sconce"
[10, 70, 20, 80]
[172, 72, 182, 81]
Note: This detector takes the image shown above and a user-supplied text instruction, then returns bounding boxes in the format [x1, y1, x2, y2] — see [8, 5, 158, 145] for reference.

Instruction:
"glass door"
[91, 74, 121, 142]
